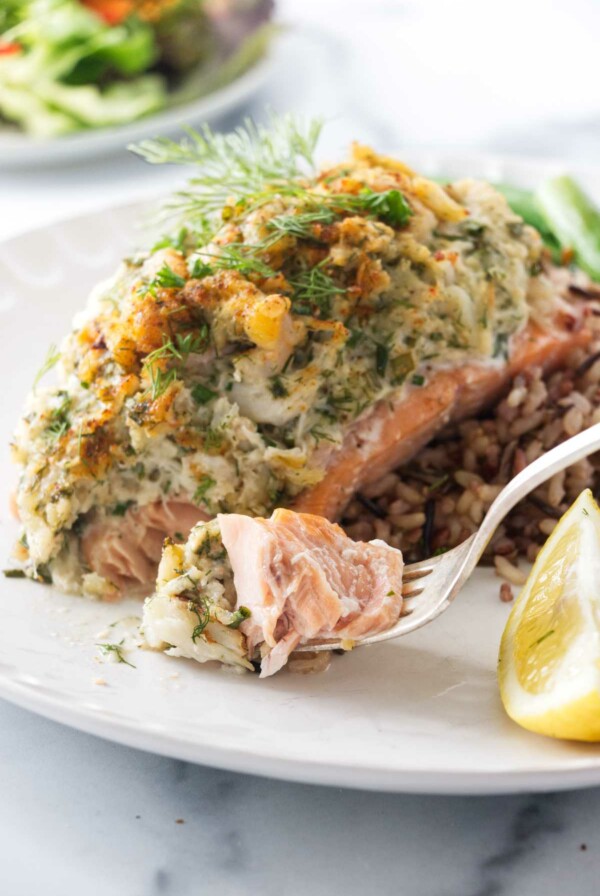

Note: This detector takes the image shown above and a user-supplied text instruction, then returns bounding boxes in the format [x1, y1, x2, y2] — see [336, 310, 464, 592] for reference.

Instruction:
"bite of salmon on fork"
[143, 422, 600, 677]
[143, 509, 404, 677]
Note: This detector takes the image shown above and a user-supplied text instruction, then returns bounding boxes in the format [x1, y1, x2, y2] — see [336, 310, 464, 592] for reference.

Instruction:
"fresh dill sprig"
[202, 245, 276, 278]
[266, 208, 336, 241]
[189, 600, 211, 642]
[45, 392, 71, 441]
[143, 329, 210, 399]
[33, 344, 61, 391]
[147, 365, 178, 400]
[131, 113, 323, 225]
[97, 640, 136, 668]
[288, 264, 344, 317]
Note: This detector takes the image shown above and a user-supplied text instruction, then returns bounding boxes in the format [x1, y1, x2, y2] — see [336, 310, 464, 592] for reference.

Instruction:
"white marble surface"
[2, 0, 600, 892]
[1, 698, 599, 895]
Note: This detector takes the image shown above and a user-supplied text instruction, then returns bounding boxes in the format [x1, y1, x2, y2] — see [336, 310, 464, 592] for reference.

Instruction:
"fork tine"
[402, 566, 434, 582]
[402, 584, 424, 597]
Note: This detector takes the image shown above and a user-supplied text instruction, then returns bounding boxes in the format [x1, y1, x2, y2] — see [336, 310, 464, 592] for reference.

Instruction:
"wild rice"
[494, 556, 528, 586]
[343, 312, 600, 577]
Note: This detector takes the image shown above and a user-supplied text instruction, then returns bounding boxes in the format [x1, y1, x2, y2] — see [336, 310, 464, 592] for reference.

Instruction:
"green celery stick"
[536, 176, 600, 281]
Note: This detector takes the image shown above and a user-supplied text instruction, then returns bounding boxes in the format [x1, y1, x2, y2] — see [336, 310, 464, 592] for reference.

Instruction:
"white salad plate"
[1, 152, 600, 795]
[0, 57, 270, 168]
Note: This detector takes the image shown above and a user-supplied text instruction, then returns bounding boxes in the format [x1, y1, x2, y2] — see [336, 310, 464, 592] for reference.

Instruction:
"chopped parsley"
[356, 188, 412, 226]
[191, 259, 214, 279]
[375, 343, 389, 378]
[111, 500, 135, 517]
[191, 382, 218, 404]
[270, 376, 288, 398]
[151, 263, 186, 290]
[152, 228, 190, 254]
[493, 333, 510, 360]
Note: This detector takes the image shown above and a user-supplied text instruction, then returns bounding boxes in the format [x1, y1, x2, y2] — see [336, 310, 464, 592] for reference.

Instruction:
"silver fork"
[297, 421, 600, 653]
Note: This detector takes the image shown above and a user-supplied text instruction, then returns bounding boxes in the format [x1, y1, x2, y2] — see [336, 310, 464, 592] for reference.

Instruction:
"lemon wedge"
[498, 488, 600, 741]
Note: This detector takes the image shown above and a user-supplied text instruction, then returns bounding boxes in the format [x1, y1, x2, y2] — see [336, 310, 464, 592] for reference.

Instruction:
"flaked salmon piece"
[218, 508, 404, 677]
[81, 500, 208, 591]
[294, 318, 592, 520]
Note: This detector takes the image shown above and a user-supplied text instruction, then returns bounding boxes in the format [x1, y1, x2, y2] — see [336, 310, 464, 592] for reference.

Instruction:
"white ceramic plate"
[0, 57, 270, 168]
[2, 153, 600, 795]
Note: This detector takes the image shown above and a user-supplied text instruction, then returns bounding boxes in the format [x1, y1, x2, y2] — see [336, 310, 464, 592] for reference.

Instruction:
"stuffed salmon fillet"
[143, 509, 404, 676]
[10, 117, 590, 597]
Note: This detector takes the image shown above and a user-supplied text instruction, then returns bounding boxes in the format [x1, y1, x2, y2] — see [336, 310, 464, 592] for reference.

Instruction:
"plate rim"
[3, 673, 600, 795]
[2, 150, 600, 794]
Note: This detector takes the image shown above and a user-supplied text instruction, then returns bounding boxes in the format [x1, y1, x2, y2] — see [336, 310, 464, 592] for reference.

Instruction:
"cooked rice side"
[342, 306, 600, 577]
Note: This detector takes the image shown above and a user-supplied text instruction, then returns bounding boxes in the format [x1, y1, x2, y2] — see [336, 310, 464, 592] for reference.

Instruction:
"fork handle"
[467, 421, 600, 565]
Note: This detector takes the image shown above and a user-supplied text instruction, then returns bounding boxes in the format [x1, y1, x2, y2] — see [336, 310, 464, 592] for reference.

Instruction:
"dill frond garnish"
[97, 640, 136, 668]
[288, 264, 344, 317]
[143, 329, 210, 399]
[189, 600, 210, 641]
[266, 208, 336, 241]
[131, 113, 323, 226]
[147, 365, 178, 400]
[145, 330, 209, 368]
[33, 343, 60, 391]
[201, 245, 276, 278]
[132, 115, 413, 312]
[45, 392, 71, 441]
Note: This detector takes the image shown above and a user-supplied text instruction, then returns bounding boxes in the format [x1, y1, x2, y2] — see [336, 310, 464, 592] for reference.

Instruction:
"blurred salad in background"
[0, 0, 274, 137]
